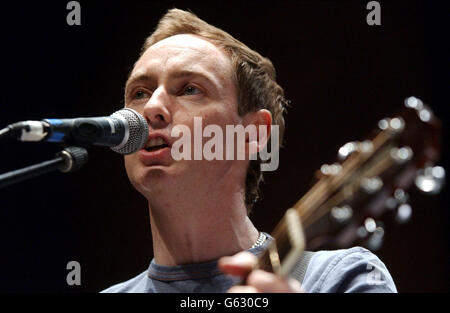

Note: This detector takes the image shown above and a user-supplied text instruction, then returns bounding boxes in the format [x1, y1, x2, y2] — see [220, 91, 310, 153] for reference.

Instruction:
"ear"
[242, 109, 272, 157]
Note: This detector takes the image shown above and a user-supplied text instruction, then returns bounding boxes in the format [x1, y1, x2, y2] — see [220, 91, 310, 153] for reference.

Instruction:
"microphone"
[3, 108, 149, 155]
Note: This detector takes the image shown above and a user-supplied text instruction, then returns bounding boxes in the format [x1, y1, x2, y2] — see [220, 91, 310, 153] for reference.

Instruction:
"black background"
[0, 0, 448, 292]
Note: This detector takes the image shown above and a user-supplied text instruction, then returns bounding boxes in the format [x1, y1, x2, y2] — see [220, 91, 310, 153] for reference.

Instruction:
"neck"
[146, 172, 259, 266]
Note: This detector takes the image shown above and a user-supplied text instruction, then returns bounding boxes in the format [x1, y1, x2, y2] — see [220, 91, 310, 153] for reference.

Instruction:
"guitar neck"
[256, 98, 442, 274]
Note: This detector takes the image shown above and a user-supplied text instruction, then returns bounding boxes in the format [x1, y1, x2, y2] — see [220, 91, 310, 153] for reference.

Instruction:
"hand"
[218, 251, 304, 293]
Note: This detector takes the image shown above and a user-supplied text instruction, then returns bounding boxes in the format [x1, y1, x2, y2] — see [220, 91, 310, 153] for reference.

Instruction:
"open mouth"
[144, 137, 169, 152]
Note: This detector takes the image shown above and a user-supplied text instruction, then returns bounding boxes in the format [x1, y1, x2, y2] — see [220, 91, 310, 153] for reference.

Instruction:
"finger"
[227, 285, 259, 293]
[218, 251, 258, 277]
[287, 278, 304, 293]
[246, 270, 304, 293]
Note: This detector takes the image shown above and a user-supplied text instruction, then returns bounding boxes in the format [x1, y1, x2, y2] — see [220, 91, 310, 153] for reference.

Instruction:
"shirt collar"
[147, 232, 272, 281]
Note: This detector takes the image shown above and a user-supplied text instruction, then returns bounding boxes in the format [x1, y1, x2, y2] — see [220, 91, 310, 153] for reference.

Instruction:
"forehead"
[131, 34, 233, 83]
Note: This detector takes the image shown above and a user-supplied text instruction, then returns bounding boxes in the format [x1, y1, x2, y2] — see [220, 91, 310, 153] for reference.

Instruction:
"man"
[102, 8, 396, 293]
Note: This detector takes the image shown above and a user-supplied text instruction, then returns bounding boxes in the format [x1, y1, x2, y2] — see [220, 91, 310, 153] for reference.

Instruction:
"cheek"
[124, 155, 138, 180]
[124, 155, 150, 193]
[199, 105, 241, 127]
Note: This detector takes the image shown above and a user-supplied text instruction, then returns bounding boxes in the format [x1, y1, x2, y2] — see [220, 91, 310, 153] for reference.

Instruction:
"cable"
[0, 122, 29, 140]
[0, 127, 11, 139]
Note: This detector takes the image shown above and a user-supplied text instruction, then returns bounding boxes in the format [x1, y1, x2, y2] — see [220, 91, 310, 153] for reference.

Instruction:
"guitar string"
[256, 128, 395, 271]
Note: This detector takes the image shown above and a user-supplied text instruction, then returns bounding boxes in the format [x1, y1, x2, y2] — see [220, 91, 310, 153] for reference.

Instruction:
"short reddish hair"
[140, 9, 288, 213]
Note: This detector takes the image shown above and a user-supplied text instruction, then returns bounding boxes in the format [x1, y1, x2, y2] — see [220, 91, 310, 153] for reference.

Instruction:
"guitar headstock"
[256, 97, 444, 278]
[297, 96, 444, 251]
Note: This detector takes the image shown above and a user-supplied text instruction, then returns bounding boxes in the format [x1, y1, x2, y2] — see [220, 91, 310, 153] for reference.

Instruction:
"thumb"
[218, 251, 258, 277]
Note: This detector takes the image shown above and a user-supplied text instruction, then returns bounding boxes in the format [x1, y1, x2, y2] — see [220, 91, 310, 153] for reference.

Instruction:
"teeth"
[146, 137, 166, 148]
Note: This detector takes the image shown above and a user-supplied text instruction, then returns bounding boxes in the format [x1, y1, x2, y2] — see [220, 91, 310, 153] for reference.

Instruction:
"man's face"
[124, 34, 242, 198]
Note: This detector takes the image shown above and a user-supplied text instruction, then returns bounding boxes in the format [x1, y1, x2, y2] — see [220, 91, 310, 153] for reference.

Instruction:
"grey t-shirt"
[101, 233, 397, 293]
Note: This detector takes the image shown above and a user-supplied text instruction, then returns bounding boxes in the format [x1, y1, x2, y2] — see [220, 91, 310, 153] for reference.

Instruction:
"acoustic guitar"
[257, 96, 444, 276]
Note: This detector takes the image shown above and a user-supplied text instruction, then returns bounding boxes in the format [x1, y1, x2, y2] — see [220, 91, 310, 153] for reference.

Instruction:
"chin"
[130, 163, 179, 196]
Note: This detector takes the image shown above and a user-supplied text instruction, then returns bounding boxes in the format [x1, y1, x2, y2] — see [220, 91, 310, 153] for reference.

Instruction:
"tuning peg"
[366, 227, 385, 251]
[404, 96, 434, 123]
[394, 188, 409, 203]
[404, 96, 424, 110]
[415, 165, 446, 194]
[359, 140, 374, 153]
[378, 118, 389, 130]
[360, 176, 383, 194]
[390, 146, 413, 164]
[378, 117, 405, 133]
[338, 140, 373, 161]
[338, 142, 358, 160]
[390, 117, 405, 132]
[395, 203, 412, 224]
[385, 189, 413, 224]
[319, 163, 342, 176]
[418, 107, 432, 122]
[331, 205, 353, 224]
[385, 188, 409, 209]
[357, 217, 385, 251]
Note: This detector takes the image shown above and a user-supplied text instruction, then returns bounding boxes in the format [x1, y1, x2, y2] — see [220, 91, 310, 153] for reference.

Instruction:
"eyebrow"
[125, 70, 217, 95]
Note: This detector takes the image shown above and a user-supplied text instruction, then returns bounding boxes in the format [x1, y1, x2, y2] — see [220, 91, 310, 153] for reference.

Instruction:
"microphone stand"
[0, 146, 88, 189]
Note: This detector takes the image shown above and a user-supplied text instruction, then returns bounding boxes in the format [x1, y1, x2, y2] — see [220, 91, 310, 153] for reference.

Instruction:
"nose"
[143, 86, 171, 129]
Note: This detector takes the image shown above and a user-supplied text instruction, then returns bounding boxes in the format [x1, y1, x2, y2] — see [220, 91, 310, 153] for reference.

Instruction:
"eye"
[182, 85, 202, 96]
[134, 90, 150, 99]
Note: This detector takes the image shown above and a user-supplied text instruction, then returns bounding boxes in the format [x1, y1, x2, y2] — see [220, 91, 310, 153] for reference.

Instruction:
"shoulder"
[302, 246, 397, 293]
[101, 270, 152, 293]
